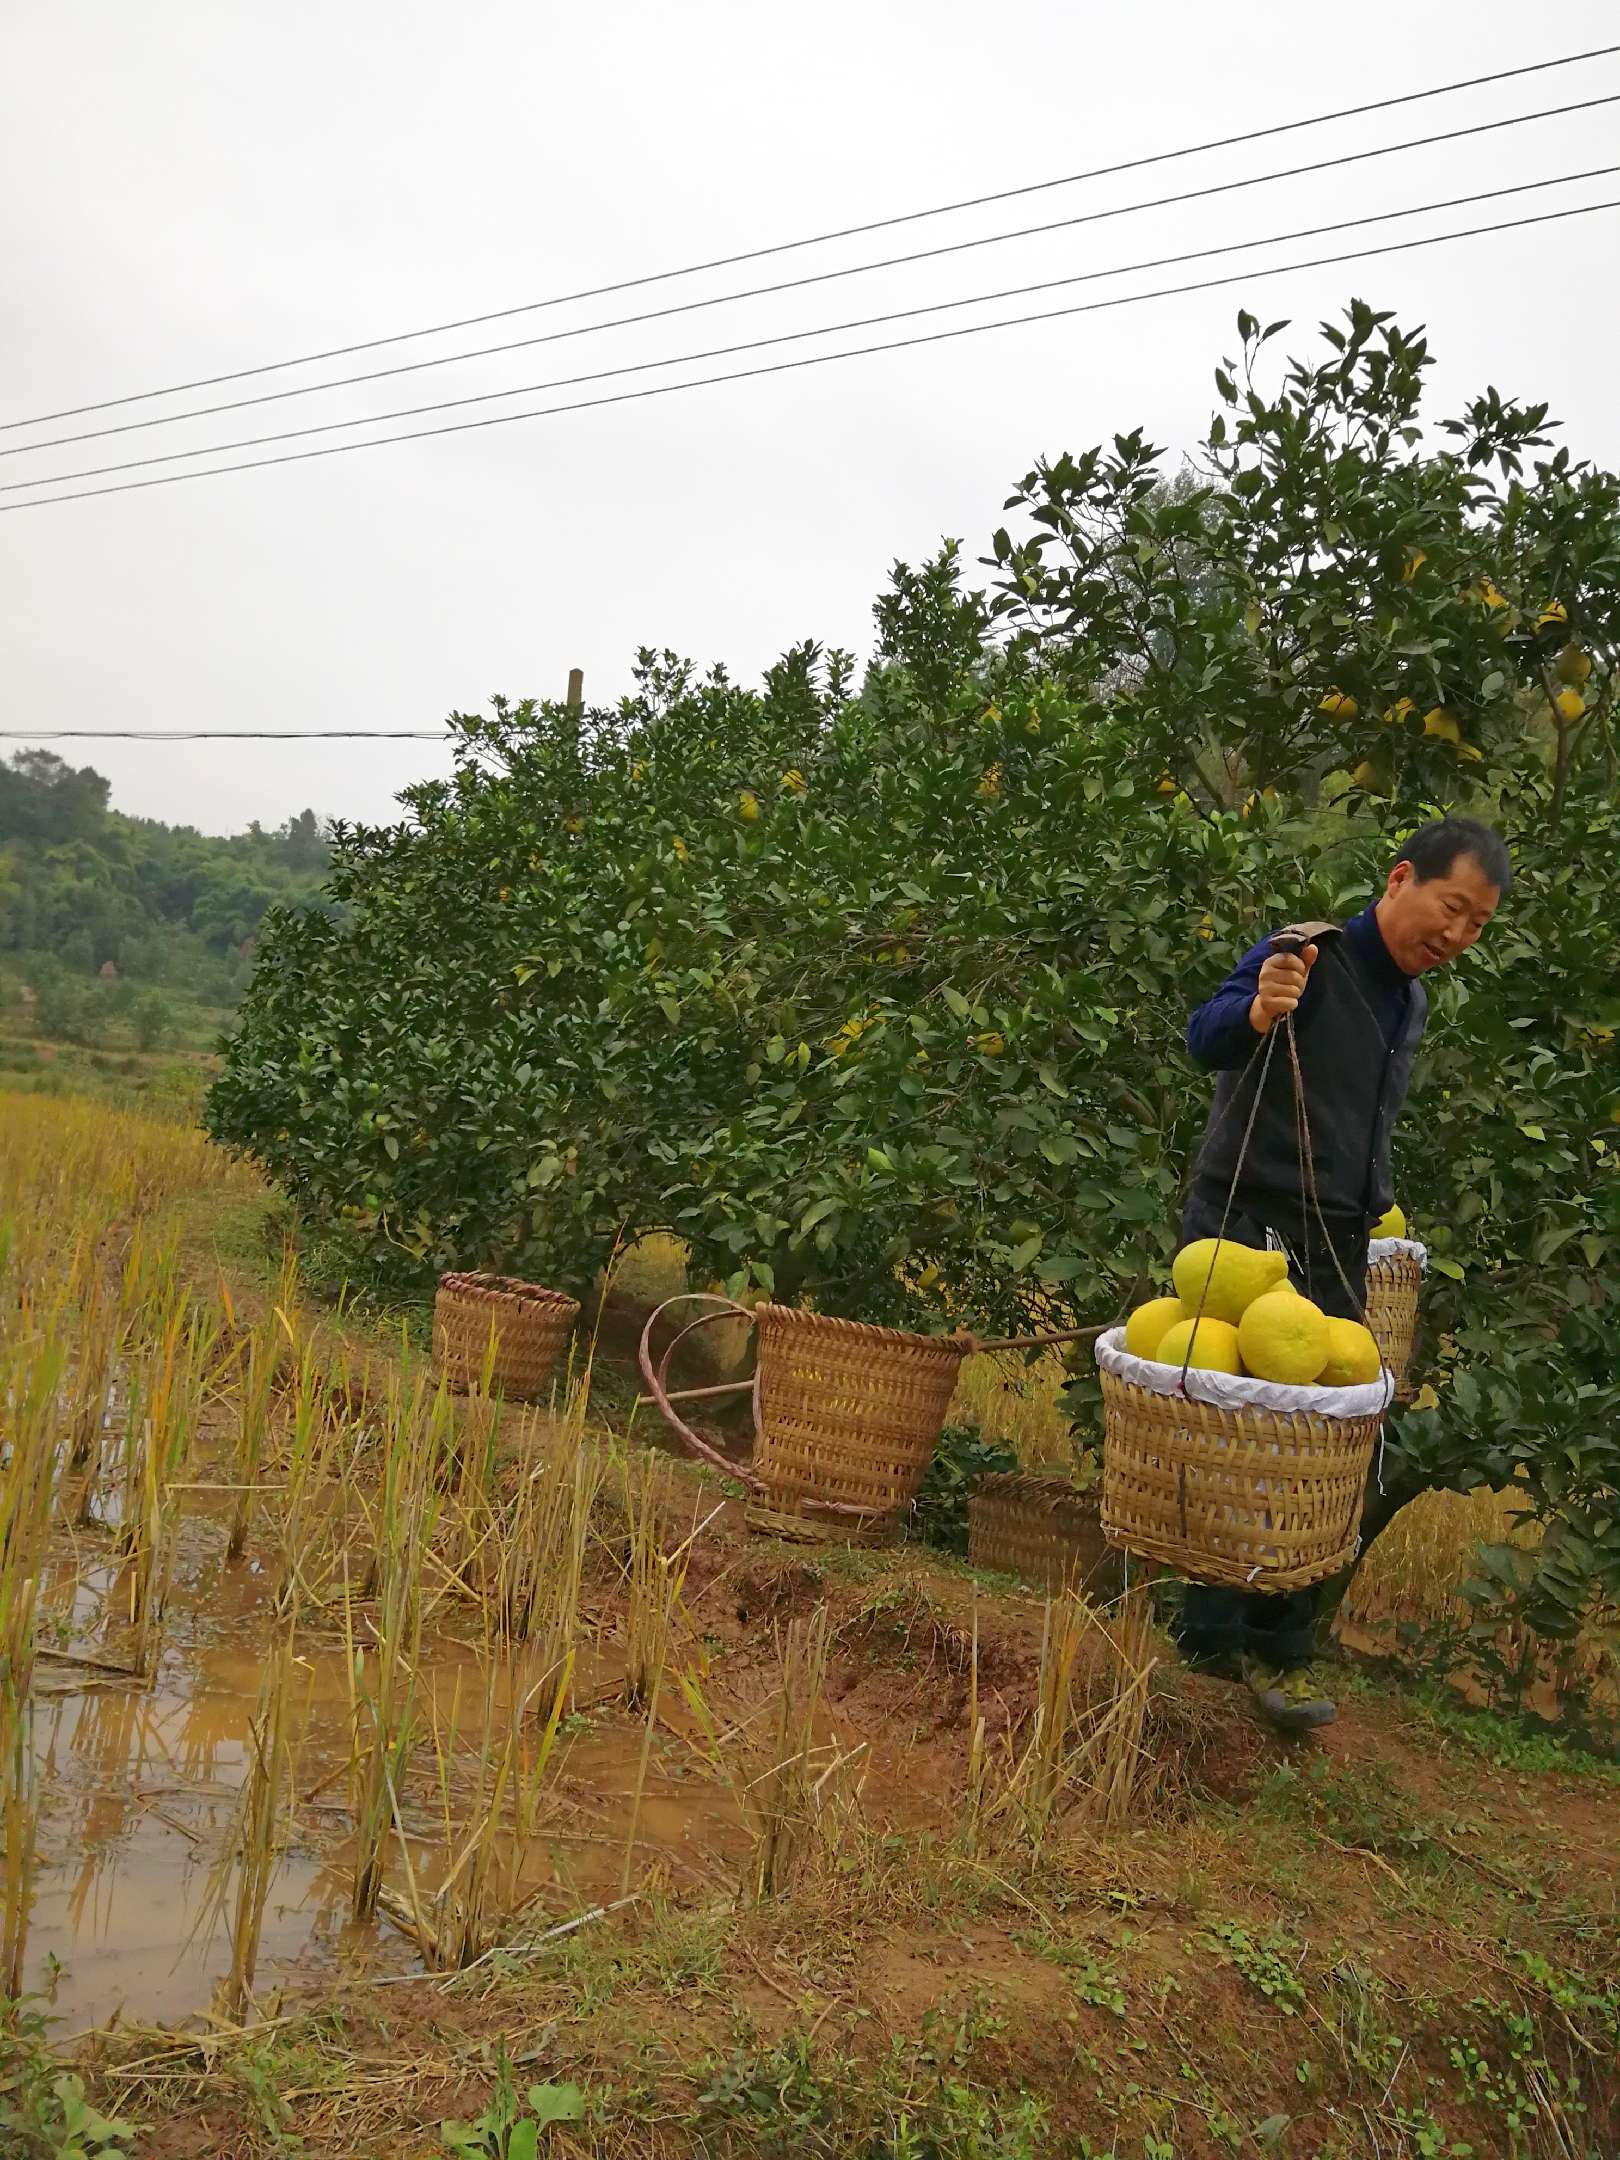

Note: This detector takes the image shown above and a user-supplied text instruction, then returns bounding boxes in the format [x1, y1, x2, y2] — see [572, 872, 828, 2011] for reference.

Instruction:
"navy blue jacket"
[1187, 906, 1426, 1224]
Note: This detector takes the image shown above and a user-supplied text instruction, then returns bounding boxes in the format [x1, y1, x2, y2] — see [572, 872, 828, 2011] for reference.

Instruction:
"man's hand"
[1249, 943, 1317, 1033]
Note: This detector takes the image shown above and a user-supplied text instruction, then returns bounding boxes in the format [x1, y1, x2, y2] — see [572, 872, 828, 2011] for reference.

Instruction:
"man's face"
[1379, 853, 1501, 975]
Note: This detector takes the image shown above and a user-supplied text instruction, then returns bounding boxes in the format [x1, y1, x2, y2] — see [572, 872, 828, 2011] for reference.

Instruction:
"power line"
[4, 44, 1616, 436]
[6, 196, 1613, 518]
[6, 194, 1615, 522]
[11, 94, 1616, 465]
[10, 165, 1613, 497]
[13, 96, 1620, 469]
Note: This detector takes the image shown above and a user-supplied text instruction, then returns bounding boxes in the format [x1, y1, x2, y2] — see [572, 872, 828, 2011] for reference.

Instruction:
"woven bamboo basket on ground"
[1096, 1329, 1388, 1592]
[1365, 1247, 1422, 1402]
[433, 1271, 580, 1402]
[638, 1295, 968, 1544]
[968, 1472, 1123, 1599]
[748, 1305, 966, 1543]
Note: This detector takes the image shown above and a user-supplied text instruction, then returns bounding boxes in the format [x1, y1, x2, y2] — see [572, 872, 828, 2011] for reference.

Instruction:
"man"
[1179, 816, 1510, 1733]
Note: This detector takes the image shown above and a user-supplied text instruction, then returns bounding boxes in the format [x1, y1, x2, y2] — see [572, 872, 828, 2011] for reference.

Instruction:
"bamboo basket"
[1365, 1248, 1422, 1402]
[638, 1295, 968, 1543]
[1096, 1334, 1386, 1592]
[748, 1305, 966, 1542]
[968, 1472, 1122, 1599]
[433, 1271, 580, 1402]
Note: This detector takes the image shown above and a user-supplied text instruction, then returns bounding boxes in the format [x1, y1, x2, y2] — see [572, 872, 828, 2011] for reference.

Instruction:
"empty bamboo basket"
[968, 1472, 1123, 1599]
[433, 1271, 579, 1402]
[746, 1304, 967, 1543]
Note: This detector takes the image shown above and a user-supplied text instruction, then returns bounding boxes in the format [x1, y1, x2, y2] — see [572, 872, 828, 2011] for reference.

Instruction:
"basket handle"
[636, 1294, 950, 1525]
[637, 1293, 767, 1493]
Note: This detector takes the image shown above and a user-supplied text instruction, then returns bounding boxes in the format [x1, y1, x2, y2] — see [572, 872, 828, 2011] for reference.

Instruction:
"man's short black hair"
[1394, 816, 1511, 894]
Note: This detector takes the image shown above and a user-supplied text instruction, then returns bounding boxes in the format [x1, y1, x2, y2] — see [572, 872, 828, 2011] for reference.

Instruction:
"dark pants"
[1175, 1185, 1370, 1671]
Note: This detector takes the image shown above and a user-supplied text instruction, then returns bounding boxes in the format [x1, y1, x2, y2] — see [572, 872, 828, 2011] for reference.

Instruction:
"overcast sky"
[4, 3, 1617, 836]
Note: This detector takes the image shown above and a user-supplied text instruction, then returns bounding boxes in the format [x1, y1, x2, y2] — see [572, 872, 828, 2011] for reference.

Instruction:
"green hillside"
[0, 747, 332, 1059]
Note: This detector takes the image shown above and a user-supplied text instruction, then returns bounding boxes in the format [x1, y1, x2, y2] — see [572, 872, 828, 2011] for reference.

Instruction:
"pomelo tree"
[210, 304, 1619, 1637]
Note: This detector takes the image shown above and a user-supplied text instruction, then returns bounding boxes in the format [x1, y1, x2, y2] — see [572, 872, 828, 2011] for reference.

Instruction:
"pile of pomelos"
[1124, 1230, 1390, 1389]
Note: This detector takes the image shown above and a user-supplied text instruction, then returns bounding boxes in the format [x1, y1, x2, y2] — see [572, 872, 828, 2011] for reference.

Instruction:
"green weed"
[696, 2019, 1049, 2159]
[0, 2011, 135, 2160]
[438, 2053, 586, 2160]
[1194, 1922, 1307, 2015]
[1017, 1932, 1126, 2015]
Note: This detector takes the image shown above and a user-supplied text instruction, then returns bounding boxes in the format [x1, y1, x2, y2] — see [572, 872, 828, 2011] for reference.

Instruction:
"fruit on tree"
[1422, 708, 1461, 745]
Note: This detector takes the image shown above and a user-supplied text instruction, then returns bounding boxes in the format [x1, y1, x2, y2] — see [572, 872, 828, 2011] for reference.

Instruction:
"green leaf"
[508, 2124, 539, 2160]
[943, 986, 972, 1021]
[526, 2082, 587, 2124]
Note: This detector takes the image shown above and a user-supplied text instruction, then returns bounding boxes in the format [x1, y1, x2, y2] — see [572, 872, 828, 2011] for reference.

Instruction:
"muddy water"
[28, 1670, 358, 2033]
[22, 1502, 743, 2034]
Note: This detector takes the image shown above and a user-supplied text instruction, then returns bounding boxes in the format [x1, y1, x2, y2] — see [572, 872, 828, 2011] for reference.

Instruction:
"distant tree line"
[0, 749, 334, 1035]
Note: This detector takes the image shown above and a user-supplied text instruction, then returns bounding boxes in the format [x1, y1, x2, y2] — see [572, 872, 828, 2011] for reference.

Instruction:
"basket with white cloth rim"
[1365, 1237, 1426, 1403]
[1095, 1327, 1395, 1591]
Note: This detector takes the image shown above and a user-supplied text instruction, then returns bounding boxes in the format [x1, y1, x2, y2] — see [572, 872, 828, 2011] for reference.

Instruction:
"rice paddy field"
[1, 1092, 1616, 2160]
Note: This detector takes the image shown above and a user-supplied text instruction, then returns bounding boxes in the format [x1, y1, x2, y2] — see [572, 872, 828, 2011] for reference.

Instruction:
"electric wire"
[5, 194, 1614, 516]
[8, 163, 1612, 496]
[3, 43, 1615, 434]
[8, 88, 1617, 461]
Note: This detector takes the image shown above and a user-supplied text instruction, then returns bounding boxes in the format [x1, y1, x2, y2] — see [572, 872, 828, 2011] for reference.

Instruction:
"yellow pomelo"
[1319, 689, 1359, 719]
[1238, 1290, 1330, 1384]
[1555, 643, 1592, 686]
[1371, 1203, 1406, 1239]
[1319, 1318, 1383, 1388]
[1554, 688, 1585, 725]
[1125, 1296, 1187, 1360]
[1421, 707, 1461, 745]
[1154, 1315, 1243, 1376]
[1171, 1238, 1288, 1323]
